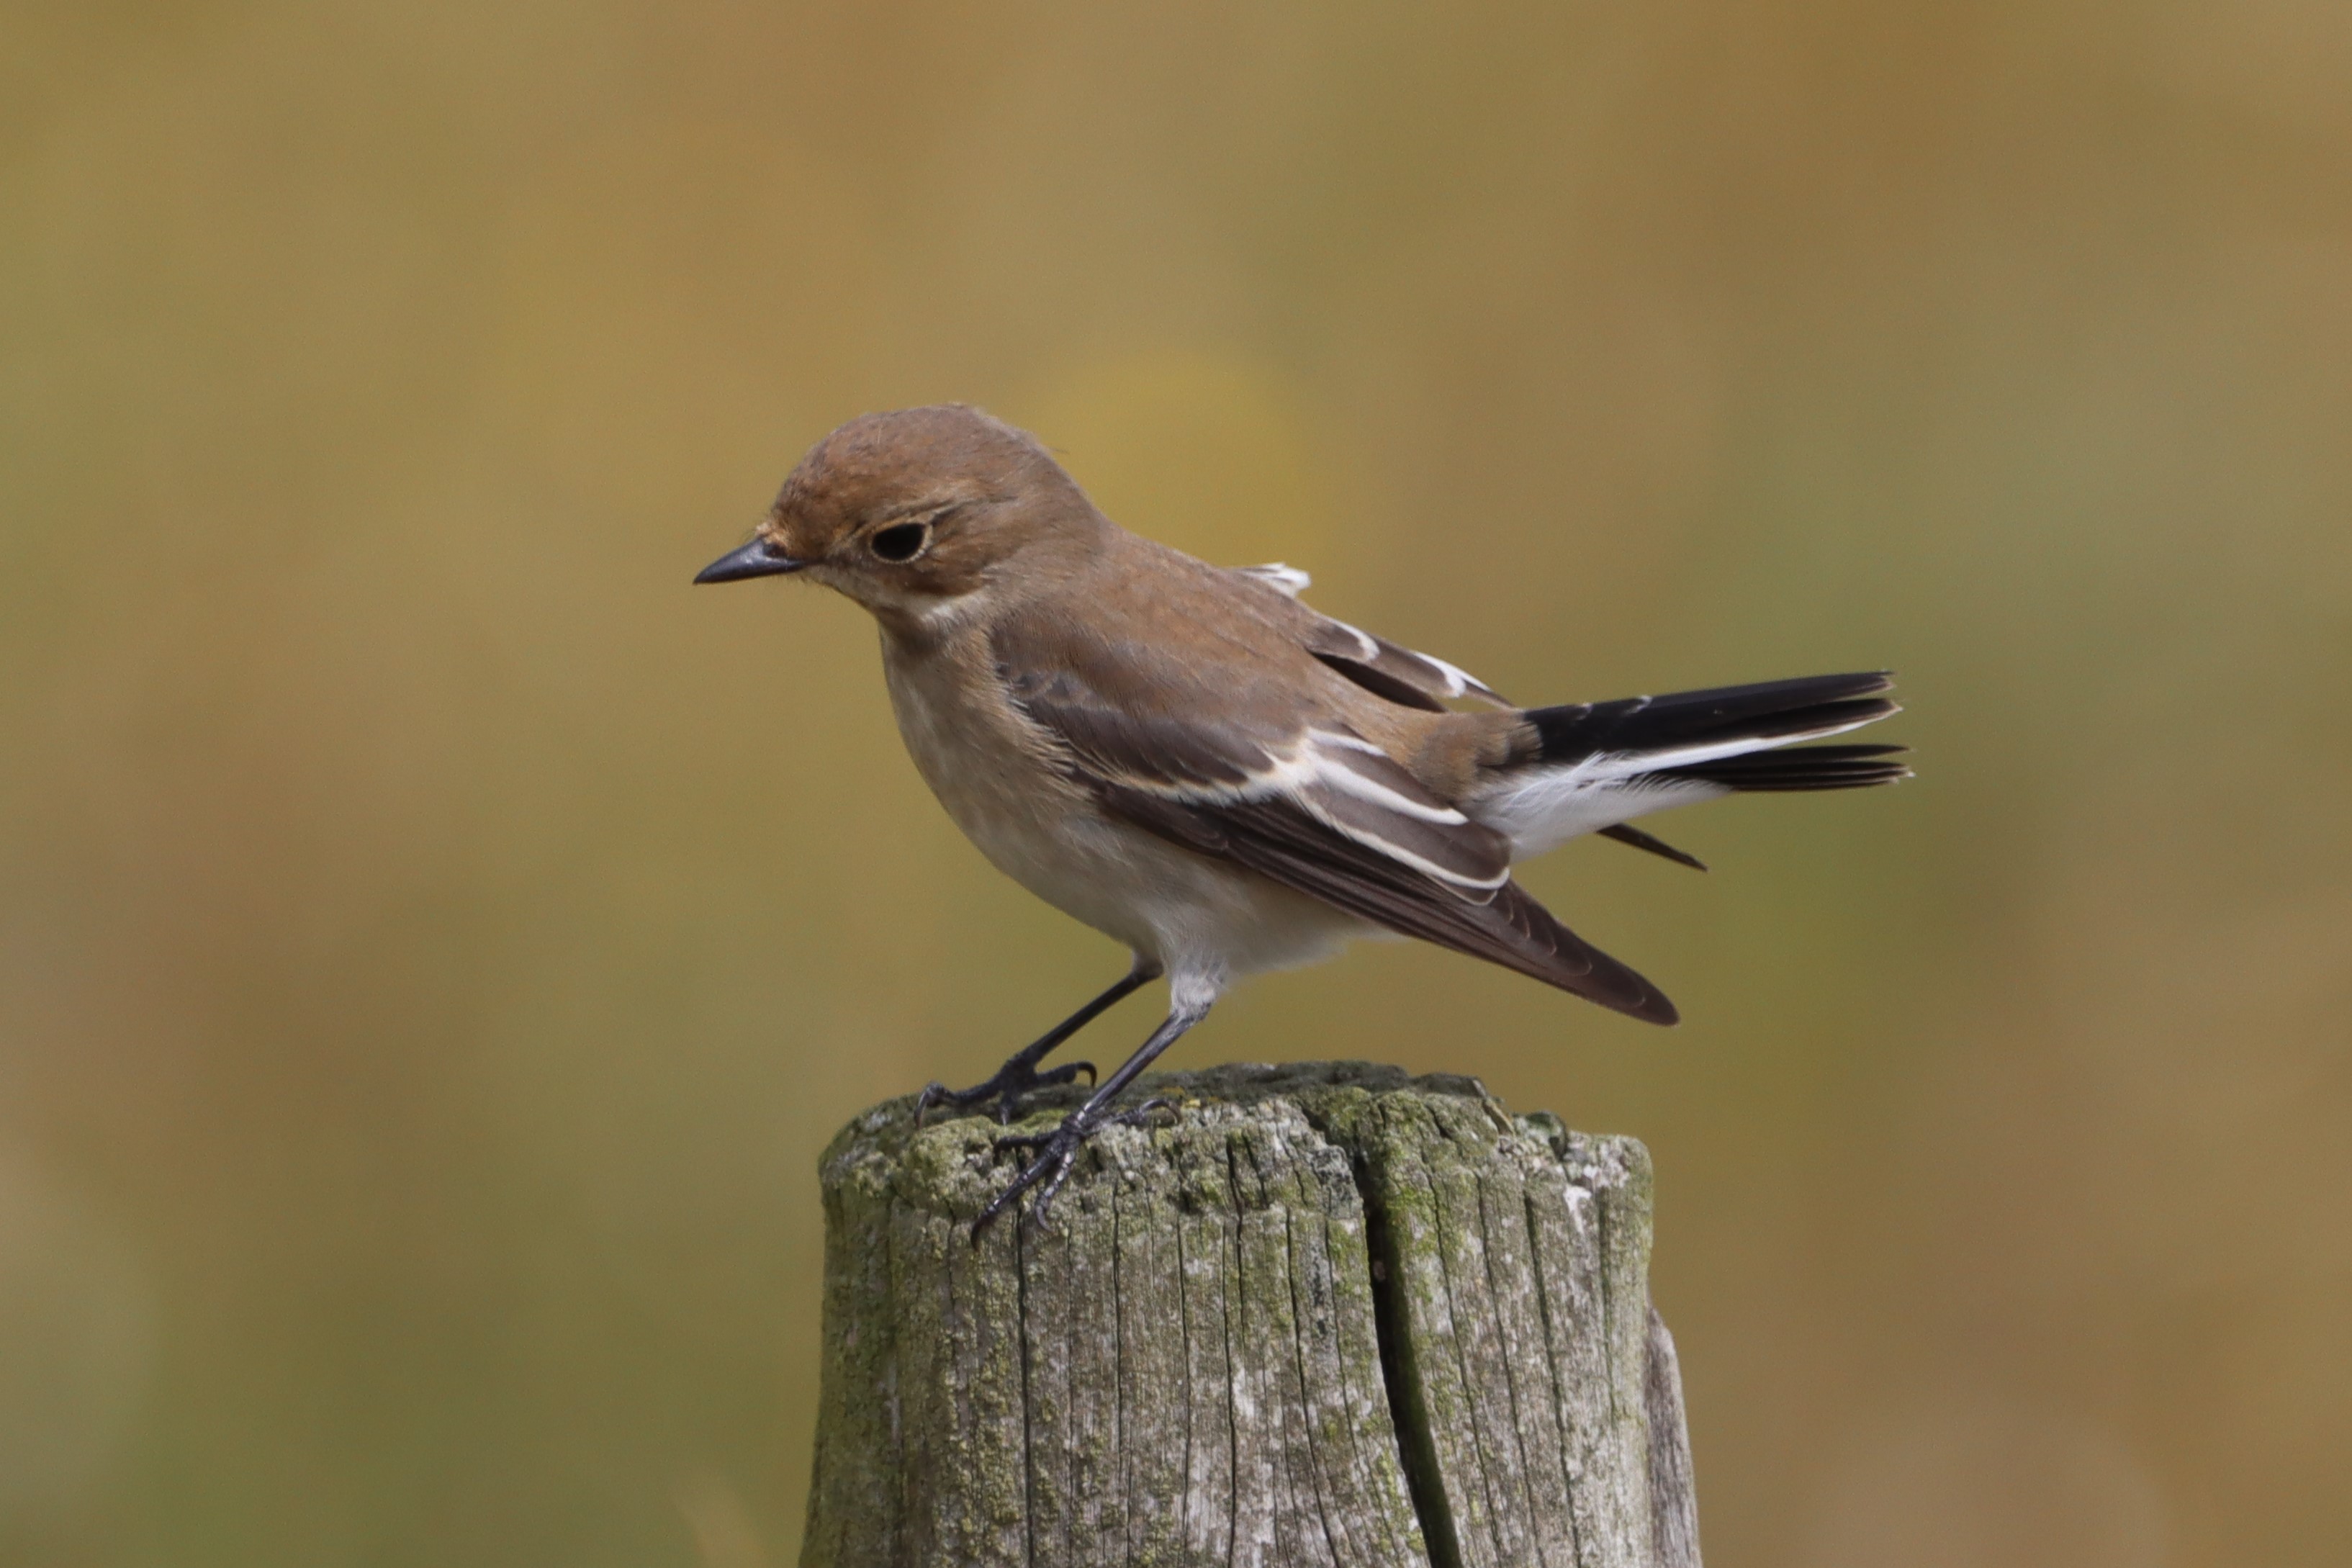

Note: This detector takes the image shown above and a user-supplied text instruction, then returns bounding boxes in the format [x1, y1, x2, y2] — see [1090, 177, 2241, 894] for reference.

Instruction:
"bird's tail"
[1466, 672, 1908, 861]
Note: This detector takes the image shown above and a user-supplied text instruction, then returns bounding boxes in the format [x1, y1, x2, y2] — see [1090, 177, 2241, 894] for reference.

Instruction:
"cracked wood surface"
[801, 1061, 1700, 1568]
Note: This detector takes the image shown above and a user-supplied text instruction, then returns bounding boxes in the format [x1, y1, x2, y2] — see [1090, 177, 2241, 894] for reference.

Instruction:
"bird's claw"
[914, 1056, 1096, 1128]
[971, 1096, 1174, 1238]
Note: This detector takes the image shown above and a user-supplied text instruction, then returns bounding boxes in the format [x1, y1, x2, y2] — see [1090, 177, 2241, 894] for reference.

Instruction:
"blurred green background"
[5, 3, 2348, 1564]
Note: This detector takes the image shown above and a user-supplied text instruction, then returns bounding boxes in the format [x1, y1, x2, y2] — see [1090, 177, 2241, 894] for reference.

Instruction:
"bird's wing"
[1235, 562, 1513, 713]
[993, 621, 1675, 1022]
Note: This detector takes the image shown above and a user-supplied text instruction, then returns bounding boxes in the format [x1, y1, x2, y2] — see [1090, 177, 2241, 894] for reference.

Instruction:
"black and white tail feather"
[1233, 564, 1908, 957]
[1466, 671, 1909, 863]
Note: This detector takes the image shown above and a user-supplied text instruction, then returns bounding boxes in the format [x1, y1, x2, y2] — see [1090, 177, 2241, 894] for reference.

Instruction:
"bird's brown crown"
[761, 405, 1104, 621]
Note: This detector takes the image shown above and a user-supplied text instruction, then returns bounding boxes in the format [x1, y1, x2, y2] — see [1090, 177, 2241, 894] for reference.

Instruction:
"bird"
[695, 405, 1906, 1230]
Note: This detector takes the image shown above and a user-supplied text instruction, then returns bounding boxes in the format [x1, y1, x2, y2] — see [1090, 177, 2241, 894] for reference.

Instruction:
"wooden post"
[801, 1060, 1701, 1568]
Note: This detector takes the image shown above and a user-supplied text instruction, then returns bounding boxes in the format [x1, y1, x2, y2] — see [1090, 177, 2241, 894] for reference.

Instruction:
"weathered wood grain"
[803, 1061, 1700, 1568]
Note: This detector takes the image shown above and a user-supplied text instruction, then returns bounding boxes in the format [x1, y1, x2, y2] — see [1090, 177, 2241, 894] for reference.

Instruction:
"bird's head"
[695, 405, 1101, 631]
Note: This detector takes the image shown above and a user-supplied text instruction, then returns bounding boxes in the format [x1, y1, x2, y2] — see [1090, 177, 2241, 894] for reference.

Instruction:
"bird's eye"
[870, 521, 929, 562]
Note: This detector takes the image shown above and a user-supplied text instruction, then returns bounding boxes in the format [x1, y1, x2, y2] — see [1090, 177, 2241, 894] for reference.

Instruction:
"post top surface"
[821, 1059, 1651, 1225]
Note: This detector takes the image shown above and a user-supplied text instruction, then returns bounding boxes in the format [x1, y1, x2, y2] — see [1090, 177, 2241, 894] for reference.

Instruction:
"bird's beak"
[693, 538, 807, 585]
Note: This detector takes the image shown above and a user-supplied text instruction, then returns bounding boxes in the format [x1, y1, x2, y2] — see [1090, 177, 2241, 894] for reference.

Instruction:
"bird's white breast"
[880, 634, 1369, 992]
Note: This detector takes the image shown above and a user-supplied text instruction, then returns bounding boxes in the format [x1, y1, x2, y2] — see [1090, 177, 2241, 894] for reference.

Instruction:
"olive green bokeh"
[4, 4, 2348, 1566]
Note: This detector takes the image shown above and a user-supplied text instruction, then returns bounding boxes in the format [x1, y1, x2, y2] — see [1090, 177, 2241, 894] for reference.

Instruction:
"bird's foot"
[914, 1054, 1096, 1128]
[973, 1098, 1172, 1236]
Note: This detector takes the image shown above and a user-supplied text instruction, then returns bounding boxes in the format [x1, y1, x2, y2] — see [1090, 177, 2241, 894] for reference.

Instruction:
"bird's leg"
[914, 960, 1161, 1127]
[975, 998, 1209, 1235]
